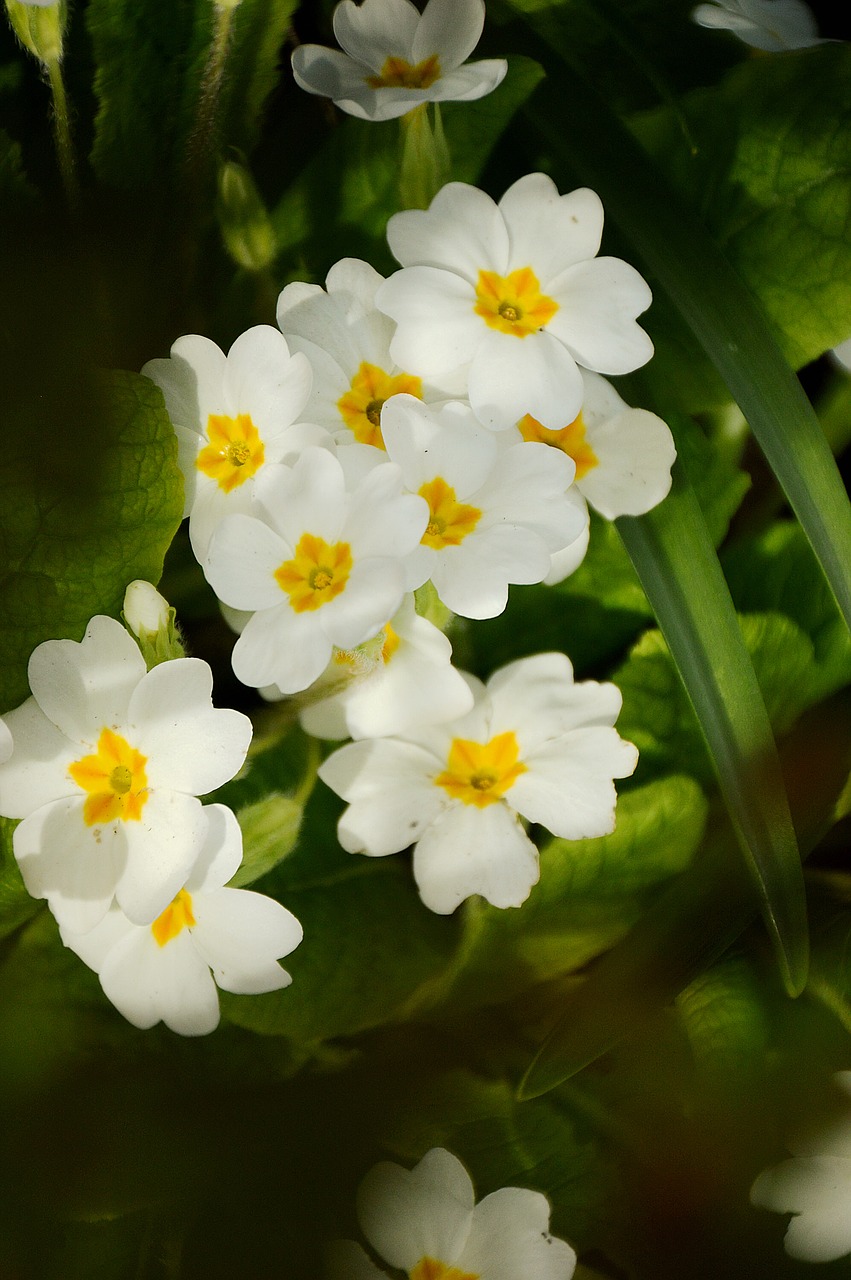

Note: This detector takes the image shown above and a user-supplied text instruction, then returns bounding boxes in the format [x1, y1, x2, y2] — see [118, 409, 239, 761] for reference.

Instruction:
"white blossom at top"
[291, 0, 507, 123]
[751, 1071, 851, 1262]
[291, 593, 475, 740]
[142, 325, 326, 563]
[380, 395, 588, 618]
[204, 446, 429, 695]
[327, 1146, 576, 1279]
[60, 804, 303, 1036]
[375, 173, 654, 431]
[276, 257, 466, 449]
[691, 0, 825, 49]
[0, 616, 252, 933]
[319, 652, 638, 914]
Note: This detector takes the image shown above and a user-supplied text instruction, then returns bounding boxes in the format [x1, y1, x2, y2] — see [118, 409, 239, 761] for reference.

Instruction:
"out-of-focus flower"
[751, 1071, 851, 1262]
[319, 652, 637, 914]
[691, 0, 825, 50]
[142, 326, 323, 562]
[376, 173, 654, 431]
[61, 805, 303, 1035]
[204, 446, 428, 695]
[0, 616, 252, 933]
[291, 0, 507, 122]
[327, 1146, 577, 1279]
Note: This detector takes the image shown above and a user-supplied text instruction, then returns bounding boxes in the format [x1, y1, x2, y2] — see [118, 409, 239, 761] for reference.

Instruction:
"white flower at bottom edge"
[751, 1071, 851, 1262]
[318, 651, 638, 914]
[691, 0, 825, 50]
[291, 0, 507, 123]
[327, 1146, 576, 1280]
[0, 616, 252, 934]
[60, 804, 303, 1036]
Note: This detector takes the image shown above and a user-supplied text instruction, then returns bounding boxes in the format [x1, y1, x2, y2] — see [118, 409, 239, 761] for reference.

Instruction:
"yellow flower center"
[474, 267, 558, 338]
[151, 889, 196, 948]
[275, 532, 353, 612]
[337, 362, 424, 448]
[367, 53, 442, 89]
[435, 732, 527, 809]
[381, 621, 401, 663]
[196, 412, 265, 493]
[419, 477, 482, 549]
[518, 410, 599, 481]
[410, 1259, 479, 1280]
[68, 728, 149, 826]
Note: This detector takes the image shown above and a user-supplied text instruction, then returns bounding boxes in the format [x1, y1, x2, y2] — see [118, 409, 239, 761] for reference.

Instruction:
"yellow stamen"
[381, 621, 401, 663]
[196, 412, 265, 492]
[474, 267, 558, 338]
[151, 889, 196, 948]
[337, 362, 423, 448]
[435, 732, 527, 809]
[410, 1258, 479, 1280]
[367, 53, 441, 90]
[518, 410, 599, 480]
[419, 477, 481, 549]
[275, 532, 353, 612]
[69, 728, 149, 825]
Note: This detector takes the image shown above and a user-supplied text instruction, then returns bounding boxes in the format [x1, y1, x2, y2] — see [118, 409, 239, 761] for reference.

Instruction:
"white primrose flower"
[328, 1146, 576, 1280]
[692, 0, 824, 50]
[319, 652, 638, 914]
[60, 804, 303, 1036]
[375, 173, 654, 431]
[751, 1071, 851, 1262]
[291, 0, 508, 123]
[204, 446, 429, 695]
[0, 718, 12, 765]
[142, 325, 327, 562]
[277, 257, 466, 450]
[0, 616, 252, 933]
[380, 395, 587, 619]
[291, 594, 474, 740]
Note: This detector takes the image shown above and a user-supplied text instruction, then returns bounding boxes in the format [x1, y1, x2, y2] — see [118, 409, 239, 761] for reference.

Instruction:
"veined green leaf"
[523, 60, 851, 635]
[614, 464, 807, 994]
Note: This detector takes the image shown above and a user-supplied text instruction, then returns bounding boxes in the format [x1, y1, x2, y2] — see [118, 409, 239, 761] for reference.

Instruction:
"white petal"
[487, 654, 625, 748]
[60, 903, 135, 973]
[477, 442, 581, 549]
[14, 795, 121, 933]
[319, 739, 445, 855]
[223, 325, 312, 430]
[381, 396, 496, 495]
[100, 927, 220, 1035]
[333, 0, 420, 68]
[414, 803, 540, 913]
[344, 463, 429, 560]
[0, 697, 78, 818]
[426, 60, 508, 103]
[232, 605, 331, 694]
[431, 523, 552, 619]
[191, 886, 302, 992]
[128, 658, 252, 795]
[544, 516, 591, 585]
[386, 183, 508, 277]
[469, 329, 584, 432]
[205, 513, 289, 611]
[548, 258, 653, 376]
[509, 729, 638, 838]
[321, 558, 407, 651]
[116, 791, 209, 925]
[27, 616, 146, 745]
[0, 717, 12, 765]
[500, 178, 603, 287]
[379, 267, 483, 377]
[253, 447, 348, 545]
[460, 1187, 576, 1280]
[141, 334, 227, 435]
[184, 803, 243, 892]
[357, 1147, 475, 1271]
[580, 408, 676, 519]
[752, 1157, 851, 1262]
[413, 0, 485, 67]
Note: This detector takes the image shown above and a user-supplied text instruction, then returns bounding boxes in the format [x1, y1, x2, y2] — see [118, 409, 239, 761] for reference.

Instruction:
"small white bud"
[123, 580, 170, 638]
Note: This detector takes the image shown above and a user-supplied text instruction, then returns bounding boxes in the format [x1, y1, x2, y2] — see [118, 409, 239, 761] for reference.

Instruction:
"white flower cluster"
[141, 169, 666, 913]
[0, 599, 302, 1035]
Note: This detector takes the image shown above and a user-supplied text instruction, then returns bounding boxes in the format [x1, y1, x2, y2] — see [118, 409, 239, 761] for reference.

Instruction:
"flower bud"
[216, 157, 277, 273]
[5, 0, 66, 66]
[122, 580, 186, 668]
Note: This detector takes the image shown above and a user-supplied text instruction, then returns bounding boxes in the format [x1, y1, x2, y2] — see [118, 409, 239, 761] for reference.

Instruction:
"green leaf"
[615, 467, 808, 994]
[220, 0, 301, 154]
[0, 371, 184, 712]
[524, 54, 851, 639]
[676, 956, 769, 1091]
[0, 818, 39, 942]
[229, 793, 302, 888]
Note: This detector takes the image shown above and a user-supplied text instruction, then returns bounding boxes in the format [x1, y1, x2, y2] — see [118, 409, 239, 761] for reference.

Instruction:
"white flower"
[0, 616, 252, 933]
[751, 1071, 851, 1262]
[293, 594, 474, 740]
[319, 652, 638, 913]
[380, 396, 587, 618]
[291, 0, 507, 123]
[276, 257, 466, 449]
[328, 1146, 576, 1279]
[204, 446, 429, 694]
[691, 0, 824, 49]
[0, 718, 12, 765]
[123, 580, 171, 638]
[832, 338, 851, 372]
[142, 325, 326, 562]
[375, 173, 654, 431]
[60, 804, 303, 1036]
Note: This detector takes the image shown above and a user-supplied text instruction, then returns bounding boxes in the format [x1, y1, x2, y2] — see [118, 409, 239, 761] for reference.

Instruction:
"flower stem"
[186, 1, 237, 196]
[399, 103, 451, 210]
[45, 54, 80, 212]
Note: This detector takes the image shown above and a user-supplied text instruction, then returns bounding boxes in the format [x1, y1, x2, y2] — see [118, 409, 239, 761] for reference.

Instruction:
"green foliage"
[0, 372, 183, 712]
[229, 793, 303, 887]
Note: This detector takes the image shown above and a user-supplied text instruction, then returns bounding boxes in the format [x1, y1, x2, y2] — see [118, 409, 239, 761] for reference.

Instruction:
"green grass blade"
[524, 74, 851, 633]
